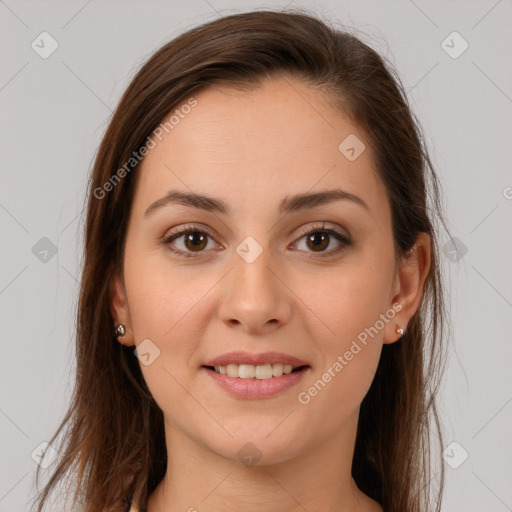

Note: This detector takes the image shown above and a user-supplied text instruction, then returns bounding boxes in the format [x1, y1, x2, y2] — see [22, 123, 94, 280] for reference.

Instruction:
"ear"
[110, 272, 135, 346]
[383, 232, 431, 344]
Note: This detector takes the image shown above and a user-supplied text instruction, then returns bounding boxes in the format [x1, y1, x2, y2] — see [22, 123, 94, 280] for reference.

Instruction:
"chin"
[201, 427, 308, 467]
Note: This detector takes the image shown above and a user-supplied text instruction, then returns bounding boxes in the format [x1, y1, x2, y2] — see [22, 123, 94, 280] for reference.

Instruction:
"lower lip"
[201, 366, 310, 399]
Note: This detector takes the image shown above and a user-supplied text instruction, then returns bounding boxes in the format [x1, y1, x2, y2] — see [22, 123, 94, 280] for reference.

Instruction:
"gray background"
[1, 0, 511, 510]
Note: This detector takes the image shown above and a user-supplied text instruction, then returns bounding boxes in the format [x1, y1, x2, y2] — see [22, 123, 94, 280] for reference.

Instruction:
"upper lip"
[203, 351, 310, 368]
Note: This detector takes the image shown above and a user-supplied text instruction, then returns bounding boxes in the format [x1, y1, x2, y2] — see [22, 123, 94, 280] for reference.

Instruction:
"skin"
[110, 75, 430, 512]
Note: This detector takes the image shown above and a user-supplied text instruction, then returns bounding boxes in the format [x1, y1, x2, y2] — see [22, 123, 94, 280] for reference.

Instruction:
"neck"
[146, 409, 381, 512]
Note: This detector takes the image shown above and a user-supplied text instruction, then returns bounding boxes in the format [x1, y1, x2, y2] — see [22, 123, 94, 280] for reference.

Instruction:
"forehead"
[134, 76, 387, 219]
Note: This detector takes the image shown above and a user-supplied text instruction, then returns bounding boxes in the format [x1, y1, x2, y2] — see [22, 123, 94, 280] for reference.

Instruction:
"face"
[111, 75, 427, 464]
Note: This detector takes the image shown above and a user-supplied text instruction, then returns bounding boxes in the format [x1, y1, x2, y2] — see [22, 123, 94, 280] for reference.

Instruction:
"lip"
[201, 365, 311, 399]
[203, 350, 310, 367]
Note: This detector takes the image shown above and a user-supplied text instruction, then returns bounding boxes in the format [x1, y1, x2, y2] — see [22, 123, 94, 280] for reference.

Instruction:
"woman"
[32, 9, 449, 512]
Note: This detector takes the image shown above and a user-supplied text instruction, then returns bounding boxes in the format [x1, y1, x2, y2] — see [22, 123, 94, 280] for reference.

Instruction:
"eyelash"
[162, 222, 351, 259]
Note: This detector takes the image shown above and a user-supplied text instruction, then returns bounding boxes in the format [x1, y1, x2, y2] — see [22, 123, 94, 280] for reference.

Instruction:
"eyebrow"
[144, 188, 369, 217]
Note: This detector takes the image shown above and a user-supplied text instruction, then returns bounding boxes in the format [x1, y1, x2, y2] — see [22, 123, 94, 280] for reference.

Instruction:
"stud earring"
[115, 324, 126, 338]
[396, 327, 405, 336]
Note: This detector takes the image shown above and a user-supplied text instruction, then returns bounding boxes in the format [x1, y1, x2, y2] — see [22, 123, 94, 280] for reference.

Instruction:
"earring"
[396, 327, 405, 336]
[115, 324, 126, 338]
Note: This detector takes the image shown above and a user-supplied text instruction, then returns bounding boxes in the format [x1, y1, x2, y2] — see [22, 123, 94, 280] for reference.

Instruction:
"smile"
[201, 364, 310, 399]
[206, 363, 306, 379]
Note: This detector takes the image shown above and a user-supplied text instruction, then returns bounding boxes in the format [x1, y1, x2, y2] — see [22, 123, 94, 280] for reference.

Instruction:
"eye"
[292, 223, 351, 257]
[163, 224, 220, 258]
[163, 222, 351, 259]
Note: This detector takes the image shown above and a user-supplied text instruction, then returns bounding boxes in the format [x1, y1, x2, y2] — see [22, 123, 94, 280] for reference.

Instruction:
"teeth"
[212, 363, 298, 379]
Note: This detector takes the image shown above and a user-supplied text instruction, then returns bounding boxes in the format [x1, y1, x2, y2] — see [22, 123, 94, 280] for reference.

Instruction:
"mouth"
[202, 364, 310, 380]
[201, 363, 311, 399]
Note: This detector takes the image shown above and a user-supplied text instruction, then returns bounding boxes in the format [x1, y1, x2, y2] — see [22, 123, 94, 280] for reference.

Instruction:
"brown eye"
[304, 231, 330, 252]
[183, 232, 208, 251]
[293, 225, 351, 257]
[163, 227, 218, 258]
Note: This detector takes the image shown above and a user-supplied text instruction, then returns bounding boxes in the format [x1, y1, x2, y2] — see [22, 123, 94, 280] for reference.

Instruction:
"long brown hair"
[31, 8, 449, 512]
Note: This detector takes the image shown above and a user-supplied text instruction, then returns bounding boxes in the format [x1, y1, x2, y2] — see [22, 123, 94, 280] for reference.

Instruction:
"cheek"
[296, 281, 384, 421]
[124, 242, 211, 339]
[123, 256, 215, 415]
[298, 257, 392, 346]
[293, 258, 390, 405]
[123, 249, 225, 387]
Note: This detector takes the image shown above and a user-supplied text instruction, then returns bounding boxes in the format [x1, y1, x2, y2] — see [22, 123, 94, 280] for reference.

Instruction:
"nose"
[218, 243, 292, 335]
